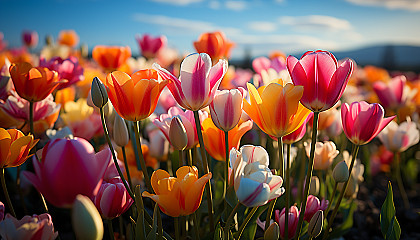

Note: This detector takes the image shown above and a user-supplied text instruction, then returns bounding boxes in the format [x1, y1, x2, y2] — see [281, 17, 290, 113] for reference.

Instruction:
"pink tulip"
[39, 56, 84, 89]
[0, 201, 4, 220]
[153, 106, 208, 150]
[287, 50, 353, 112]
[0, 213, 58, 240]
[378, 118, 420, 153]
[23, 138, 110, 208]
[373, 75, 409, 109]
[209, 88, 244, 132]
[136, 34, 167, 59]
[93, 177, 133, 219]
[275, 206, 300, 239]
[22, 30, 38, 48]
[304, 195, 328, 222]
[283, 112, 312, 144]
[341, 101, 395, 145]
[154, 52, 228, 111]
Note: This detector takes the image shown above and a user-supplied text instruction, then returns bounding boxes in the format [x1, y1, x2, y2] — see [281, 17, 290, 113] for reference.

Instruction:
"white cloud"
[225, 1, 248, 11]
[132, 13, 242, 35]
[279, 15, 352, 31]
[346, 0, 420, 11]
[149, 0, 204, 5]
[247, 21, 277, 32]
[209, 1, 220, 9]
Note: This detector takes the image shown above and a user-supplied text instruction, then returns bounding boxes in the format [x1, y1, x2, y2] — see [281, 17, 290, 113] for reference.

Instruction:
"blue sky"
[1, 0, 420, 59]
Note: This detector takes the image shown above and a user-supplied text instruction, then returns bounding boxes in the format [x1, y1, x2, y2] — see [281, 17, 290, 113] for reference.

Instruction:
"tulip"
[169, 116, 188, 151]
[341, 101, 395, 145]
[147, 127, 170, 161]
[0, 128, 38, 168]
[202, 117, 253, 161]
[209, 88, 244, 132]
[230, 145, 284, 207]
[283, 112, 312, 144]
[57, 29, 79, 47]
[9, 62, 64, 102]
[372, 75, 415, 110]
[378, 118, 420, 153]
[0, 213, 58, 240]
[60, 98, 103, 140]
[0, 59, 12, 101]
[90, 76, 108, 109]
[308, 210, 323, 238]
[153, 107, 207, 150]
[287, 50, 353, 112]
[333, 161, 350, 183]
[136, 34, 167, 59]
[104, 69, 168, 122]
[23, 138, 110, 208]
[39, 56, 84, 89]
[275, 206, 300, 239]
[55, 86, 76, 106]
[72, 194, 104, 240]
[154, 52, 228, 111]
[305, 141, 339, 170]
[0, 91, 60, 134]
[92, 45, 131, 71]
[93, 177, 133, 219]
[113, 114, 129, 147]
[142, 166, 212, 217]
[22, 30, 38, 48]
[243, 81, 311, 138]
[264, 222, 280, 240]
[193, 31, 235, 63]
[304, 195, 328, 222]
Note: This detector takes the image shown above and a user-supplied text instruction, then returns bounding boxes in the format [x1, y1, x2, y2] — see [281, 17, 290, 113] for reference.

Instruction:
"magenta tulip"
[23, 138, 110, 208]
[304, 195, 328, 222]
[22, 30, 38, 48]
[154, 52, 228, 111]
[275, 206, 300, 239]
[136, 34, 167, 59]
[287, 50, 353, 112]
[341, 101, 395, 145]
[0, 213, 58, 240]
[93, 177, 133, 219]
[39, 56, 84, 89]
[373, 75, 407, 109]
[209, 88, 244, 132]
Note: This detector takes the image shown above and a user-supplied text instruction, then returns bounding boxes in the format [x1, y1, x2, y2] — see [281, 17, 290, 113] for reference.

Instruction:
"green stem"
[121, 146, 133, 191]
[193, 213, 200, 240]
[133, 121, 153, 193]
[278, 137, 284, 178]
[225, 202, 241, 240]
[178, 150, 183, 170]
[29, 101, 34, 136]
[324, 182, 338, 220]
[265, 199, 277, 231]
[119, 216, 124, 240]
[174, 217, 180, 240]
[187, 149, 193, 167]
[224, 131, 229, 219]
[107, 219, 114, 240]
[99, 107, 135, 200]
[237, 206, 259, 240]
[395, 152, 409, 209]
[1, 168, 16, 217]
[297, 143, 306, 204]
[193, 110, 214, 231]
[285, 143, 291, 240]
[39, 191, 49, 213]
[323, 144, 360, 240]
[295, 111, 319, 240]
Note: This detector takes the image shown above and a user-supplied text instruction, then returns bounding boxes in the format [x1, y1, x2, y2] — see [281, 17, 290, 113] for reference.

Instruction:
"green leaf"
[380, 182, 401, 240]
[146, 204, 159, 240]
[135, 210, 146, 240]
[214, 223, 223, 240]
[329, 200, 357, 239]
[226, 186, 238, 208]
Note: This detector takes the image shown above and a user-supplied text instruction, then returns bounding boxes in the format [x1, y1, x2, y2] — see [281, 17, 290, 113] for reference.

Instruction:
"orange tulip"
[105, 69, 168, 122]
[57, 30, 79, 47]
[9, 62, 63, 102]
[243, 81, 311, 138]
[202, 117, 252, 161]
[92, 46, 131, 71]
[0, 128, 38, 168]
[142, 166, 212, 217]
[193, 31, 235, 63]
[55, 86, 76, 107]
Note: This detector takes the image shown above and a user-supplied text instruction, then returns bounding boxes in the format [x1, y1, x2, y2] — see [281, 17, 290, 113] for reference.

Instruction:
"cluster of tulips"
[0, 29, 419, 240]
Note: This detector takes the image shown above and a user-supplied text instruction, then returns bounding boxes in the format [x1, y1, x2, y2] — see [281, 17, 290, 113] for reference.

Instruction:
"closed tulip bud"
[113, 114, 129, 147]
[72, 195, 104, 240]
[308, 210, 323, 238]
[91, 77, 108, 108]
[169, 116, 188, 150]
[264, 222, 280, 240]
[333, 161, 349, 183]
[309, 176, 320, 196]
[209, 88, 244, 132]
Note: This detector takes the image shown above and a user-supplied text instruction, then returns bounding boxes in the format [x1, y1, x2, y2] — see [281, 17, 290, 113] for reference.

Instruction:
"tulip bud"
[91, 77, 108, 108]
[308, 210, 323, 238]
[333, 161, 349, 183]
[309, 176, 320, 196]
[72, 194, 104, 240]
[264, 222, 280, 240]
[114, 114, 129, 147]
[169, 116, 188, 150]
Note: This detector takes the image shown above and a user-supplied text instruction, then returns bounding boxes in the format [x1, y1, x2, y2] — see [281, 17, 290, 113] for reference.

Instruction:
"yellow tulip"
[0, 128, 38, 168]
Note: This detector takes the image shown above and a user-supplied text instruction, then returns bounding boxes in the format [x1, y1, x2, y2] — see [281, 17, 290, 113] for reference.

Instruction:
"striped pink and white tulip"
[209, 88, 244, 132]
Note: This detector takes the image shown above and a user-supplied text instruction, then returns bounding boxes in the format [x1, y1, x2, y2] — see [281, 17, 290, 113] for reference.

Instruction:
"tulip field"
[0, 29, 419, 240]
